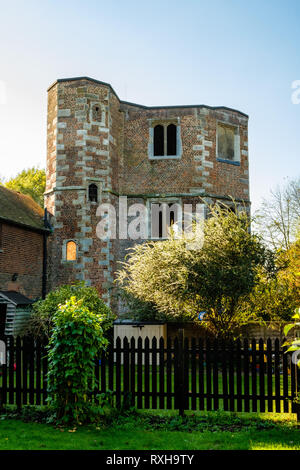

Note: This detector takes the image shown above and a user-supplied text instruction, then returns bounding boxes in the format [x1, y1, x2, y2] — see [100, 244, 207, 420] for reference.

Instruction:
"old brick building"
[45, 76, 250, 312]
[0, 186, 48, 299]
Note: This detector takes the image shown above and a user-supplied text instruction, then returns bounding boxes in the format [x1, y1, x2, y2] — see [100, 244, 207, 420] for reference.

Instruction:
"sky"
[0, 0, 299, 213]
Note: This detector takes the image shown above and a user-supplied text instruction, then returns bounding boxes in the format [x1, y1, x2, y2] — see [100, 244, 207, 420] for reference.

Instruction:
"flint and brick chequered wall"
[0, 222, 44, 299]
[45, 77, 250, 313]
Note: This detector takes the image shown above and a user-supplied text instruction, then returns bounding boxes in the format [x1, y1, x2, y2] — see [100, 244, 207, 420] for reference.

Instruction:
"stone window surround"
[86, 179, 102, 205]
[148, 118, 182, 160]
[62, 239, 79, 263]
[146, 197, 182, 240]
[216, 120, 241, 165]
[89, 101, 106, 126]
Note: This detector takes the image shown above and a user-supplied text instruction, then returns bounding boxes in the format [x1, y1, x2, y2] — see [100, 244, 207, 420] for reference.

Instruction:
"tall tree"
[254, 178, 300, 251]
[117, 205, 269, 339]
[242, 235, 300, 336]
[3, 167, 46, 208]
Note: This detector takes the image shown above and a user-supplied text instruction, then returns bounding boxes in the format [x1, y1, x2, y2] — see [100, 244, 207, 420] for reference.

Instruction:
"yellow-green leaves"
[47, 297, 110, 425]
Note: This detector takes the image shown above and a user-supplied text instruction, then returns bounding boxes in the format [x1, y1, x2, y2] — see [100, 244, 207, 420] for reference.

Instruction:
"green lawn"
[0, 410, 299, 450]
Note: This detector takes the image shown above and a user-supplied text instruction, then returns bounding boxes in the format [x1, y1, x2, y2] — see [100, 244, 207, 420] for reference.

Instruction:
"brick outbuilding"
[0, 186, 49, 300]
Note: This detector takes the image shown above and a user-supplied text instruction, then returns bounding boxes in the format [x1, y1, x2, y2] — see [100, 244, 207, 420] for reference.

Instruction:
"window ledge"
[149, 155, 181, 161]
[217, 158, 240, 166]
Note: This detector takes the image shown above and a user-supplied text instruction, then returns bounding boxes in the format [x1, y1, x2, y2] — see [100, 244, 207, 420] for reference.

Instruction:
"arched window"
[153, 125, 164, 156]
[92, 105, 102, 122]
[152, 123, 178, 157]
[88, 183, 98, 203]
[158, 207, 176, 238]
[152, 202, 180, 239]
[167, 124, 177, 156]
[66, 241, 77, 261]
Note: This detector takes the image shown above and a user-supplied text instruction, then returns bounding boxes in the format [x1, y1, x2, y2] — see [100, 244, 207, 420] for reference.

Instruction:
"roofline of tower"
[47, 76, 249, 118]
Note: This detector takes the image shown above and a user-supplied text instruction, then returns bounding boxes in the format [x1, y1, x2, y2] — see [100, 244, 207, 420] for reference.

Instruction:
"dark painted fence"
[0, 333, 299, 417]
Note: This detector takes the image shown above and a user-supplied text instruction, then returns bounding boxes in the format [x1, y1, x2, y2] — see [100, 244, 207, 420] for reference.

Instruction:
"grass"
[0, 408, 299, 450]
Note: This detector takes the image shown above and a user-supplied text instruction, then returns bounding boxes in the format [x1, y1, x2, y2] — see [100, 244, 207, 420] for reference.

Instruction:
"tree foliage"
[3, 167, 46, 207]
[254, 178, 300, 251]
[117, 205, 269, 338]
[24, 282, 115, 339]
[47, 297, 109, 424]
[243, 236, 300, 327]
[283, 307, 300, 366]
[119, 290, 167, 322]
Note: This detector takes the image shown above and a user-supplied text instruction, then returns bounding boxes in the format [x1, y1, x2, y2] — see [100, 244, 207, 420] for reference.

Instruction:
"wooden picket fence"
[0, 333, 299, 417]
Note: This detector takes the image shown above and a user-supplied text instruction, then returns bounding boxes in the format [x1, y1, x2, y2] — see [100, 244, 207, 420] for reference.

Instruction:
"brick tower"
[45, 77, 123, 306]
[45, 76, 250, 312]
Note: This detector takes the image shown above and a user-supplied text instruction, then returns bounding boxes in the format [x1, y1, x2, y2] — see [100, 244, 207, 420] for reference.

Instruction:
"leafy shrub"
[23, 282, 115, 339]
[117, 204, 269, 338]
[47, 297, 109, 424]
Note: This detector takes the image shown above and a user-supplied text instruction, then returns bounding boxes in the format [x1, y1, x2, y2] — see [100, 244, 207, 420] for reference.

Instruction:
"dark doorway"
[0, 304, 7, 336]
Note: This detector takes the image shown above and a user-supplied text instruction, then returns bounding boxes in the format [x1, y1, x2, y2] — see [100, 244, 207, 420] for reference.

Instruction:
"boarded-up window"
[217, 124, 235, 160]
[66, 241, 77, 261]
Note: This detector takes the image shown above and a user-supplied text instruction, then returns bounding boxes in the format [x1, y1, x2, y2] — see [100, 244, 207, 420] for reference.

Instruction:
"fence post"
[296, 365, 300, 422]
[177, 328, 185, 417]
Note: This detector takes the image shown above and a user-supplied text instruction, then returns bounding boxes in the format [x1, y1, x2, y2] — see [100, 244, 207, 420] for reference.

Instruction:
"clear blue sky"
[0, 0, 299, 212]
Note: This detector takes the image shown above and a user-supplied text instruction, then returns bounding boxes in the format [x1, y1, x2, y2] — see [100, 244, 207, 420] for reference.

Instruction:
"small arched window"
[88, 183, 98, 203]
[92, 105, 102, 122]
[66, 241, 77, 261]
[167, 124, 177, 156]
[154, 125, 164, 156]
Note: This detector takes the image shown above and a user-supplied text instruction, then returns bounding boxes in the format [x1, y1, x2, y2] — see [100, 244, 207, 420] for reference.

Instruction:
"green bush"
[24, 282, 115, 339]
[47, 296, 109, 424]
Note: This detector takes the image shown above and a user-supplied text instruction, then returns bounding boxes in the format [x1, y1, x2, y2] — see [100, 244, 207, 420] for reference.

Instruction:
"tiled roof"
[0, 185, 45, 231]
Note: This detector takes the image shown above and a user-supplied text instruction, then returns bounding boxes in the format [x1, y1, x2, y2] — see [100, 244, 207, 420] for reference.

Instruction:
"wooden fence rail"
[0, 334, 299, 417]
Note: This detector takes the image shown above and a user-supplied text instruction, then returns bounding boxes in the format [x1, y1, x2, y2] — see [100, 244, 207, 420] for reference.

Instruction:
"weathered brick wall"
[45, 84, 58, 215]
[0, 222, 43, 299]
[120, 103, 249, 201]
[45, 78, 122, 306]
